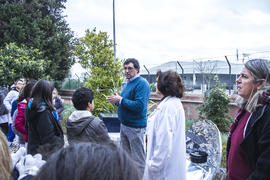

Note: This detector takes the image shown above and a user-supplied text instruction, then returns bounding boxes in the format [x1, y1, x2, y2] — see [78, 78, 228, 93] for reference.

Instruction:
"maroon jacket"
[15, 100, 28, 142]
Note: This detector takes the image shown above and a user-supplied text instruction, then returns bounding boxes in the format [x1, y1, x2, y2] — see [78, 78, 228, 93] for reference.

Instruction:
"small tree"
[199, 76, 232, 132]
[0, 43, 47, 86]
[194, 60, 218, 92]
[75, 28, 123, 116]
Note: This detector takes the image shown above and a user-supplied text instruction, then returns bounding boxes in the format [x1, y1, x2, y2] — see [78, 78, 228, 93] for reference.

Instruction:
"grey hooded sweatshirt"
[66, 111, 111, 145]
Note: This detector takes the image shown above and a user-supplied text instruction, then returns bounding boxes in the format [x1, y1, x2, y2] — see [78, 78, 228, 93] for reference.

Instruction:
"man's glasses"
[124, 67, 134, 71]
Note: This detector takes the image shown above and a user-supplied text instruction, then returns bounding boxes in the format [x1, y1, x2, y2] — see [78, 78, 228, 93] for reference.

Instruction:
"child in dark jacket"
[25, 80, 64, 155]
[66, 87, 111, 145]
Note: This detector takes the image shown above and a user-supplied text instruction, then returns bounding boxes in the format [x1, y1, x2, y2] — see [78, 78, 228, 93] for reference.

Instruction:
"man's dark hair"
[72, 87, 94, 110]
[124, 58, 140, 72]
[34, 143, 140, 180]
[156, 70, 185, 98]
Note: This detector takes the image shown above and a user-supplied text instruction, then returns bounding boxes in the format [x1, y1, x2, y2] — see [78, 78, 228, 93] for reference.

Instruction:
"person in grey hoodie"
[66, 87, 111, 145]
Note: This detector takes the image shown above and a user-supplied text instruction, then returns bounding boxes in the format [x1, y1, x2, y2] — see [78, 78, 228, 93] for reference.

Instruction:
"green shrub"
[199, 76, 232, 132]
[0, 43, 46, 86]
[185, 119, 193, 131]
[150, 83, 156, 92]
[60, 103, 76, 134]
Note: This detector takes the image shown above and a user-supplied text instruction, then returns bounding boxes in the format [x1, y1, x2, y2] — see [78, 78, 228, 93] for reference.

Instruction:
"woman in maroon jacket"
[14, 80, 37, 143]
[227, 59, 270, 180]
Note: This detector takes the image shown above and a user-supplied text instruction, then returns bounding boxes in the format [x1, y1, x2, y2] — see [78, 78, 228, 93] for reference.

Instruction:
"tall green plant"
[199, 76, 232, 132]
[75, 28, 123, 116]
[0, 43, 47, 85]
[0, 1, 76, 82]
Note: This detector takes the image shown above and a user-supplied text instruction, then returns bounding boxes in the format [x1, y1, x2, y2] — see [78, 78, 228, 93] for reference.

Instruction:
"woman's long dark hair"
[30, 80, 55, 111]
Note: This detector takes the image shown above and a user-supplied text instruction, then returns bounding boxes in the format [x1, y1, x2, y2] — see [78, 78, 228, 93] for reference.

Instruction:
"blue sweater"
[118, 76, 150, 128]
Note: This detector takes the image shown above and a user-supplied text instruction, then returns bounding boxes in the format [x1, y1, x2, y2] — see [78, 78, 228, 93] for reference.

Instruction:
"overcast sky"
[64, 0, 270, 68]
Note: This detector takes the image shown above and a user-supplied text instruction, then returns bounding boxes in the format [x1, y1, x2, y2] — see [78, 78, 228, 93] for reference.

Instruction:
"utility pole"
[225, 56, 232, 95]
[113, 0, 116, 59]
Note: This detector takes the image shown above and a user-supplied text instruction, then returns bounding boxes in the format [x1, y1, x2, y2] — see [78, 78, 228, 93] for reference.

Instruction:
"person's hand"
[16, 153, 46, 179]
[107, 93, 122, 104]
[11, 147, 26, 168]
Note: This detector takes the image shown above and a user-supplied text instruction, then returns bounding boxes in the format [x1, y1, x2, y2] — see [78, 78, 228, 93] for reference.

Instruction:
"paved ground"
[9, 138, 20, 153]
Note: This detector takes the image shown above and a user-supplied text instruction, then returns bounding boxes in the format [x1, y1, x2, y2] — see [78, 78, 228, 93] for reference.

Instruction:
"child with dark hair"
[25, 80, 64, 155]
[15, 80, 37, 145]
[34, 143, 140, 180]
[66, 87, 111, 145]
[10, 80, 33, 148]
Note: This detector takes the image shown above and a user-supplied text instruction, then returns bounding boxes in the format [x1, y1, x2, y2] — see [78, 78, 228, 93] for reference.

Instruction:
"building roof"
[140, 60, 244, 75]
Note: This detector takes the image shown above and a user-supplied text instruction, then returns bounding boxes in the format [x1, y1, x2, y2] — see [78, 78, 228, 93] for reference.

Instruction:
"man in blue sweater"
[107, 58, 150, 177]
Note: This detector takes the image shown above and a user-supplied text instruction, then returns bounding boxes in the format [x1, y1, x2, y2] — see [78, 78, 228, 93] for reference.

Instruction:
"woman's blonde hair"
[236, 59, 270, 112]
[0, 131, 12, 180]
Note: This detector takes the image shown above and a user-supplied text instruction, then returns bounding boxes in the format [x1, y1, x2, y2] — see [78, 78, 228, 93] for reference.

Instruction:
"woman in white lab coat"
[144, 70, 186, 180]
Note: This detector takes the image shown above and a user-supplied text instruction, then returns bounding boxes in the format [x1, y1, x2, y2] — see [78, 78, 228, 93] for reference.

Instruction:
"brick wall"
[150, 93, 239, 121]
[59, 90, 74, 104]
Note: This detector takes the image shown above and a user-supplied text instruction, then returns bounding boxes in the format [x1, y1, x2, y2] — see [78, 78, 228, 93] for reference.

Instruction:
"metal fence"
[64, 52, 270, 94]
[140, 56, 246, 95]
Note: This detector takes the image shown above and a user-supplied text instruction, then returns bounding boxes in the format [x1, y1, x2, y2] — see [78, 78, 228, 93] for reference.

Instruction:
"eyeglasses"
[124, 67, 135, 71]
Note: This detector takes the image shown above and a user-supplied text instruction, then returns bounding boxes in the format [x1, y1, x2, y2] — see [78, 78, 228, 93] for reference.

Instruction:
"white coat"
[143, 96, 186, 180]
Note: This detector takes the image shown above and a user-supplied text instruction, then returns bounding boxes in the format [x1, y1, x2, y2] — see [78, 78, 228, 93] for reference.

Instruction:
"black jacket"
[25, 104, 64, 155]
[66, 111, 111, 145]
[241, 103, 270, 180]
